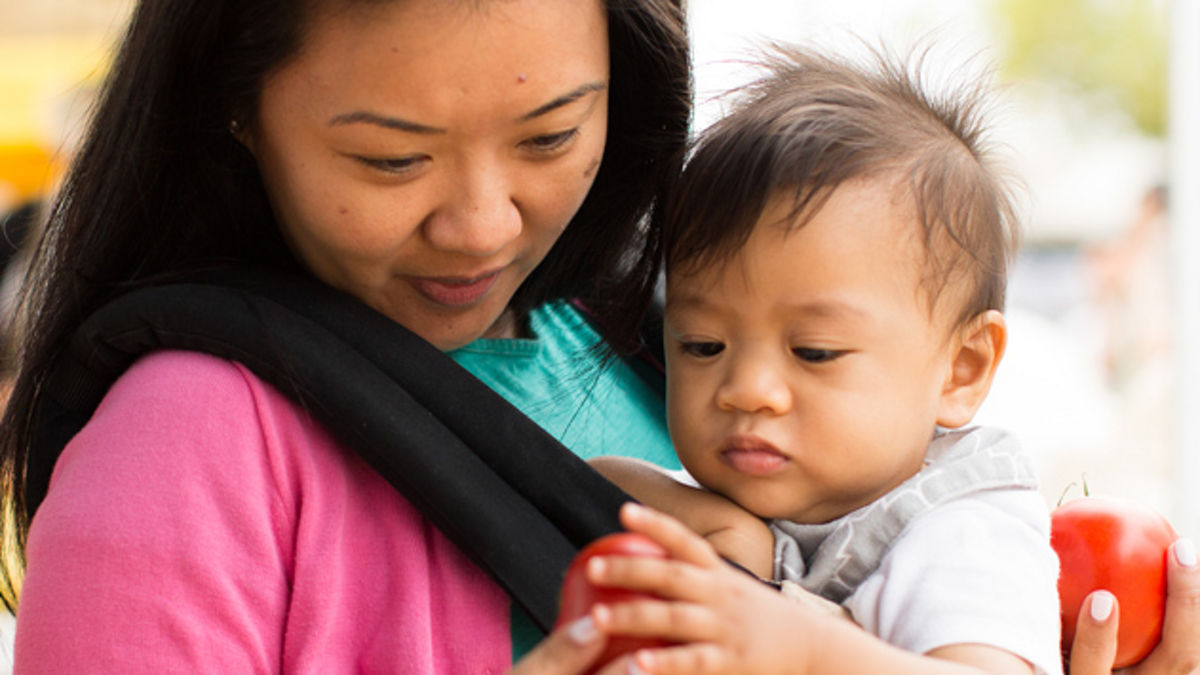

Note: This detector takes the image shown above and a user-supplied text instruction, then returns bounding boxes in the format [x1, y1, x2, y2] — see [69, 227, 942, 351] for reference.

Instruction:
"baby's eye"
[356, 155, 429, 175]
[522, 129, 579, 154]
[793, 347, 844, 363]
[680, 341, 724, 358]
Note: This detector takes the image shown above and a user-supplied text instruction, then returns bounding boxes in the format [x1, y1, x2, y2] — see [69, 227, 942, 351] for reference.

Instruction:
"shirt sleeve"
[844, 489, 1064, 675]
[15, 351, 293, 674]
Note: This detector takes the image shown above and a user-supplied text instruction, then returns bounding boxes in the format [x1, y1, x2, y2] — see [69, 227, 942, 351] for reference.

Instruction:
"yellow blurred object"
[0, 35, 112, 202]
[0, 143, 58, 201]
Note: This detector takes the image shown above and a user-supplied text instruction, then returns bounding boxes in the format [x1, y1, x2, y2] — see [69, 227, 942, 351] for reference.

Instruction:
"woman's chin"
[400, 312, 509, 352]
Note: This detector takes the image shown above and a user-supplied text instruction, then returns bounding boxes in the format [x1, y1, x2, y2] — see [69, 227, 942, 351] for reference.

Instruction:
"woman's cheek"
[526, 168, 595, 244]
[323, 186, 425, 257]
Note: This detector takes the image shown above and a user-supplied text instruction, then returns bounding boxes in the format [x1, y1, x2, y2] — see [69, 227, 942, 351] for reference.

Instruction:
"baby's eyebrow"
[664, 291, 713, 314]
[783, 300, 870, 321]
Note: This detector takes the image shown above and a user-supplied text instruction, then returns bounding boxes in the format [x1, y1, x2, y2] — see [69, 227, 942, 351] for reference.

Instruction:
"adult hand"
[506, 614, 630, 675]
[1068, 538, 1200, 675]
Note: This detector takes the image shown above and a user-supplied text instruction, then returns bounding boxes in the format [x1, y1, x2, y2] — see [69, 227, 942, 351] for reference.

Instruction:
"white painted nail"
[566, 616, 599, 645]
[1090, 591, 1115, 622]
[1175, 538, 1198, 568]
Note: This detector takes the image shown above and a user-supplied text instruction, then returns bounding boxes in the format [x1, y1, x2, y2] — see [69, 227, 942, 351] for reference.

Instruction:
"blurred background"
[0, 0, 1195, 647]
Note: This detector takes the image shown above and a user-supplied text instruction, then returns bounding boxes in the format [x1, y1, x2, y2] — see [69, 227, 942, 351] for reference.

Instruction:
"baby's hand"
[584, 503, 839, 674]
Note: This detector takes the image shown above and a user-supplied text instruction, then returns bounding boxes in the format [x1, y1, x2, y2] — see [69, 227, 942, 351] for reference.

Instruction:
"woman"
[3, 0, 685, 671]
[0, 0, 1191, 672]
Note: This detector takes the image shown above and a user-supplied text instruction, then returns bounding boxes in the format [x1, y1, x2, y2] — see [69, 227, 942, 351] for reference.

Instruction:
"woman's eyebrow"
[328, 82, 607, 132]
[518, 81, 607, 121]
[328, 111, 446, 134]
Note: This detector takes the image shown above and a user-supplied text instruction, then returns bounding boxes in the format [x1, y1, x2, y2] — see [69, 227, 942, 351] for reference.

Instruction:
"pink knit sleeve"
[16, 349, 514, 673]
[15, 351, 295, 673]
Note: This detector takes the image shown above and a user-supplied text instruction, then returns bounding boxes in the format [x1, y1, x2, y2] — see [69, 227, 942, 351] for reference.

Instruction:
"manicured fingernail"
[1175, 538, 1198, 568]
[1090, 591, 1115, 622]
[566, 616, 599, 645]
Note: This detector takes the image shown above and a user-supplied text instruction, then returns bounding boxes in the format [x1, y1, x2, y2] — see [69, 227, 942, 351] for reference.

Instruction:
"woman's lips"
[720, 436, 789, 476]
[410, 270, 502, 307]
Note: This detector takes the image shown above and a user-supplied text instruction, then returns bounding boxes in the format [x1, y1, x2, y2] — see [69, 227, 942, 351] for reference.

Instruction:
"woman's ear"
[936, 309, 1006, 428]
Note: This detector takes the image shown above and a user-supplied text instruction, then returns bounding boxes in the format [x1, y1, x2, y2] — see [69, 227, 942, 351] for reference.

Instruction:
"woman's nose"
[716, 354, 793, 415]
[423, 162, 523, 256]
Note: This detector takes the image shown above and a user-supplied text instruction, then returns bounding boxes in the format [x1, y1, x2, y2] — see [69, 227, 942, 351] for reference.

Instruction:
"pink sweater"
[15, 350, 512, 673]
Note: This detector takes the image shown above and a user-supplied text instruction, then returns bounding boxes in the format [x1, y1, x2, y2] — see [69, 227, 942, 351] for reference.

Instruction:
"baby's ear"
[936, 310, 1006, 428]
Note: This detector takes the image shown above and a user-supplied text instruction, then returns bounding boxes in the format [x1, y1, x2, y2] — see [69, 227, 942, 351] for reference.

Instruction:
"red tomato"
[556, 532, 671, 673]
[1051, 496, 1177, 668]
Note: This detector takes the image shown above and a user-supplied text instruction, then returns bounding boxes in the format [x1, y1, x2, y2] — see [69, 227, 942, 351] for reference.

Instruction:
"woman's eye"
[356, 155, 429, 175]
[793, 347, 844, 363]
[522, 129, 579, 154]
[680, 341, 724, 358]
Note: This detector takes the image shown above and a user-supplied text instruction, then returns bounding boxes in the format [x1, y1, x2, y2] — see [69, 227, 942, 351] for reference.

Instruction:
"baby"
[592, 44, 1061, 674]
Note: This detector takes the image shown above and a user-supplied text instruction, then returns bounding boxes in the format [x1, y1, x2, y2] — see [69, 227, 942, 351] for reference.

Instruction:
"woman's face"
[247, 0, 609, 350]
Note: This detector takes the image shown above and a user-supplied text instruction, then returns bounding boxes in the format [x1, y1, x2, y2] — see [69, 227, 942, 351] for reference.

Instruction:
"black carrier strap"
[26, 267, 640, 631]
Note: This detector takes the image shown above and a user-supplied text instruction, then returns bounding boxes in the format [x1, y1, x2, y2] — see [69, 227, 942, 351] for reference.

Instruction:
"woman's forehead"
[273, 0, 609, 121]
[298, 0, 607, 60]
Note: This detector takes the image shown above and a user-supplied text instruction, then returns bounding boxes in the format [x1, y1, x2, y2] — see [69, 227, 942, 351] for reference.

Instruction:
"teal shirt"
[448, 300, 677, 660]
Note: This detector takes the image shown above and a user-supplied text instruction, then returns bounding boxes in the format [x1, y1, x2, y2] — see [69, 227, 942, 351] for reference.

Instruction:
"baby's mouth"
[720, 436, 789, 476]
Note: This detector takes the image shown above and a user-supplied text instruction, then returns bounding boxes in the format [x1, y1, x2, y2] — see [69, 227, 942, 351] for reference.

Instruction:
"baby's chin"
[747, 492, 865, 525]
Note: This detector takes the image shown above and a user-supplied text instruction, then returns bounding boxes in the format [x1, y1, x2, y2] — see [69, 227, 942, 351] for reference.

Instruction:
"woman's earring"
[229, 119, 252, 153]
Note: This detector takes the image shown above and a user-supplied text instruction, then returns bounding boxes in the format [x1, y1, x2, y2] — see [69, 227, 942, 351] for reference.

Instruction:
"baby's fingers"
[586, 549, 720, 605]
[592, 598, 718, 644]
[592, 602, 739, 674]
[619, 502, 724, 569]
[630, 644, 734, 675]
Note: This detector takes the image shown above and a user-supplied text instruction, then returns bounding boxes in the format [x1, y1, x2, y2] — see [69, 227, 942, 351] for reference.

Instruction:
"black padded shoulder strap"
[26, 267, 634, 630]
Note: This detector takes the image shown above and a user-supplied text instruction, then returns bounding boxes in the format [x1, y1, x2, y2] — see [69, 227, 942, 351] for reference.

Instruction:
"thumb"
[1128, 538, 1200, 674]
[507, 616, 608, 675]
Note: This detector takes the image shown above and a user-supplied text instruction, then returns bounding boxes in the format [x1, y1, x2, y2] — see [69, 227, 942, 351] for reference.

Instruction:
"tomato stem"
[1057, 474, 1093, 506]
[1057, 482, 1076, 507]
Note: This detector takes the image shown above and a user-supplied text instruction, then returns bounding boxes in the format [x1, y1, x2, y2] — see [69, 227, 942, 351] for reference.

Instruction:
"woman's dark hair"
[0, 0, 690, 610]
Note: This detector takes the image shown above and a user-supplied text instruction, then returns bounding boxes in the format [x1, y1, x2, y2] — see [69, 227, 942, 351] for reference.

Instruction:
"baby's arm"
[588, 456, 774, 578]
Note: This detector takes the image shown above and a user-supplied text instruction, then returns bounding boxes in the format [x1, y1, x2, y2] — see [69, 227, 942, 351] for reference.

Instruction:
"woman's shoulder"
[114, 347, 281, 390]
[54, 349, 333, 511]
[108, 348, 256, 400]
[55, 350, 284, 486]
[102, 349, 313, 431]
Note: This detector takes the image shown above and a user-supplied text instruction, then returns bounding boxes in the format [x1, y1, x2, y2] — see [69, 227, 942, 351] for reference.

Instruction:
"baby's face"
[664, 177, 963, 524]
